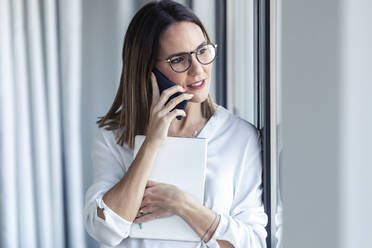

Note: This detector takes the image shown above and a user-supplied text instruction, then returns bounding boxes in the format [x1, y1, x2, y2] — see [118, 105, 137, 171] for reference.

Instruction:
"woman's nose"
[188, 54, 204, 76]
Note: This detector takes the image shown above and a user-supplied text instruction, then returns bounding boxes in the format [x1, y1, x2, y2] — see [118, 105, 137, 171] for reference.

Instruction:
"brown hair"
[97, 0, 216, 149]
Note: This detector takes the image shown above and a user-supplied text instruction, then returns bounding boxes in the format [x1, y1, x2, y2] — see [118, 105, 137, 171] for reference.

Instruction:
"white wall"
[340, 0, 372, 247]
[279, 0, 372, 247]
[229, 0, 255, 123]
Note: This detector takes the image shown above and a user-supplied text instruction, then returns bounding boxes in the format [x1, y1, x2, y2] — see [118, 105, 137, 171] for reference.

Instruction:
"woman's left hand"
[133, 180, 187, 223]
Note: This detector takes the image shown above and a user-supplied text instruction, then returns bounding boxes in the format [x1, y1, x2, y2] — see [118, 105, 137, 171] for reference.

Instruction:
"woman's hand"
[144, 72, 193, 147]
[133, 180, 187, 223]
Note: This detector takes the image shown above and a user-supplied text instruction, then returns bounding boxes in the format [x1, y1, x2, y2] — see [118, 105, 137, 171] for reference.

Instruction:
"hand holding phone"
[152, 68, 188, 120]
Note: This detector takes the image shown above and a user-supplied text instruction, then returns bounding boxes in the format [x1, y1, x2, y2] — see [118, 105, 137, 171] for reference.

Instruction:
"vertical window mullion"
[257, 0, 272, 247]
[214, 0, 227, 107]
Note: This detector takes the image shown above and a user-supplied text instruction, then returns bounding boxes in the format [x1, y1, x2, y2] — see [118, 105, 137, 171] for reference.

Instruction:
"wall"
[340, 0, 372, 247]
[280, 0, 372, 247]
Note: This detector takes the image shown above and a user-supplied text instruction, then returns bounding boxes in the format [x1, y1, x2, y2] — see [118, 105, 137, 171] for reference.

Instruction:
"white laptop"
[130, 135, 207, 242]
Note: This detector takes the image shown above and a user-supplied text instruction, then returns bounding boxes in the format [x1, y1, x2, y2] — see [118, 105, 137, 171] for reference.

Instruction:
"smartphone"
[152, 67, 188, 120]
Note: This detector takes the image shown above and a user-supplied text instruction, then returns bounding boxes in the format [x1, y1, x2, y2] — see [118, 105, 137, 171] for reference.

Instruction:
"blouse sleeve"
[84, 128, 133, 247]
[206, 127, 268, 248]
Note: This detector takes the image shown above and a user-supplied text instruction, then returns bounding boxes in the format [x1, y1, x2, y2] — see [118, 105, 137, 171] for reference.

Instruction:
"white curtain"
[0, 0, 86, 247]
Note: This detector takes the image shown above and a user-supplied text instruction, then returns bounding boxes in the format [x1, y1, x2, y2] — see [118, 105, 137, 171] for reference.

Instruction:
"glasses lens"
[197, 44, 216, 64]
[169, 54, 190, 72]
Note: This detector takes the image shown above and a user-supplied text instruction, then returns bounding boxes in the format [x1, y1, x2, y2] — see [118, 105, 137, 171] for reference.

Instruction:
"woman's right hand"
[144, 72, 194, 147]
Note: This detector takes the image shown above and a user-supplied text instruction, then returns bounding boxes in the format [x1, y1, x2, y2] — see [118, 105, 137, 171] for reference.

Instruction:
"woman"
[84, 1, 267, 247]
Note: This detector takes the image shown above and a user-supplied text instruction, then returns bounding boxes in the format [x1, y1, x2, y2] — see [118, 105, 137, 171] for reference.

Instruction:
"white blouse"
[84, 105, 268, 248]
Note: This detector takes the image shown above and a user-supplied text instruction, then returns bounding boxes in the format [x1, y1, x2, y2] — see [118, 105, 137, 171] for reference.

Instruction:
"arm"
[101, 75, 192, 223]
[85, 127, 159, 246]
[98, 73, 193, 222]
[177, 173, 267, 248]
[100, 139, 158, 222]
[84, 74, 193, 246]
[178, 195, 234, 248]
[84, 128, 136, 246]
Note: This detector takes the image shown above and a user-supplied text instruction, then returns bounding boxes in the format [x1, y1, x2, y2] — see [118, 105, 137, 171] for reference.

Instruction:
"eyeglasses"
[159, 43, 217, 73]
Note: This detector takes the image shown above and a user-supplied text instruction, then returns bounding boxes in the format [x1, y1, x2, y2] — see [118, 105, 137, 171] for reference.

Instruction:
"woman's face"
[155, 21, 212, 103]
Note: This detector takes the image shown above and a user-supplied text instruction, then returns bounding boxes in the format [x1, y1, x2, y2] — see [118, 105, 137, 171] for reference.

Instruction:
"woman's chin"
[188, 94, 209, 104]
[186, 87, 210, 103]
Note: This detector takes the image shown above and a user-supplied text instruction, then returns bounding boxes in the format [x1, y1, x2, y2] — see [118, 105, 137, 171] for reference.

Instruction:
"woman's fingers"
[146, 180, 158, 188]
[146, 74, 188, 146]
[160, 93, 193, 115]
[140, 196, 151, 208]
[166, 109, 186, 122]
[135, 183, 185, 223]
[134, 209, 172, 223]
[134, 212, 158, 224]
[139, 205, 157, 215]
[153, 85, 185, 112]
[134, 205, 160, 223]
[135, 207, 151, 219]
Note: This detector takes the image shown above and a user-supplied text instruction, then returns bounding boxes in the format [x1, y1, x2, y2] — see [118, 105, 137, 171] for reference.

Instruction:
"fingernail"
[184, 94, 194, 98]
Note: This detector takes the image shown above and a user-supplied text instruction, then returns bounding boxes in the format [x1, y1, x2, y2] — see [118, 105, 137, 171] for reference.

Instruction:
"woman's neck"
[168, 102, 206, 137]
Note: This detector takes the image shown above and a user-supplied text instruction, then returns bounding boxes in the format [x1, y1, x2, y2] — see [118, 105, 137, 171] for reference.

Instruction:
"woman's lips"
[187, 80, 206, 90]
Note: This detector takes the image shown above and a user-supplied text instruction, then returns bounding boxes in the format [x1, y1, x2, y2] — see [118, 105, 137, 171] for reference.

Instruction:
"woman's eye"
[170, 57, 184, 64]
[198, 48, 207, 54]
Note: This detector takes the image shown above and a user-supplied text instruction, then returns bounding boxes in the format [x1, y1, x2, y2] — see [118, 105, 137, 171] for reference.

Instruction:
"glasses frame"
[159, 43, 218, 73]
